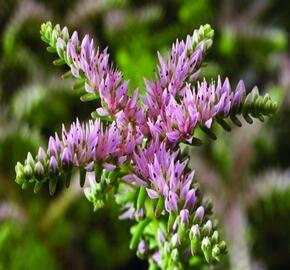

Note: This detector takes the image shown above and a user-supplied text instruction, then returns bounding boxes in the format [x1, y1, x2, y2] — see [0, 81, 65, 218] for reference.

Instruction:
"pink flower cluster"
[20, 23, 264, 221]
[16, 22, 276, 268]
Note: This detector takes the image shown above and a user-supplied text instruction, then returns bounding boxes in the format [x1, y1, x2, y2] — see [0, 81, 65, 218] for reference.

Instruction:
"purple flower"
[155, 37, 204, 95]
[61, 147, 72, 169]
[137, 240, 148, 257]
[22, 118, 133, 183]
[119, 203, 135, 220]
[145, 77, 247, 144]
[37, 147, 47, 163]
[180, 209, 189, 225]
[143, 27, 211, 129]
[194, 206, 205, 223]
[16, 22, 278, 268]
[128, 141, 197, 214]
[157, 228, 166, 244]
[49, 156, 58, 175]
[193, 77, 246, 126]
[66, 32, 133, 117]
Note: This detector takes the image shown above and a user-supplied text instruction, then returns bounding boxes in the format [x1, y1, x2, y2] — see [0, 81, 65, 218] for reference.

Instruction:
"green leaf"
[79, 168, 86, 187]
[49, 178, 58, 195]
[53, 59, 66, 66]
[199, 125, 217, 140]
[34, 181, 43, 194]
[80, 92, 98, 102]
[216, 118, 231, 131]
[129, 219, 150, 250]
[137, 187, 147, 209]
[46, 46, 56, 53]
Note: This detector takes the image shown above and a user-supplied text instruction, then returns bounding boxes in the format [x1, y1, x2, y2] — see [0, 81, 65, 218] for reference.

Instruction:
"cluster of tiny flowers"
[144, 38, 263, 145]
[67, 32, 129, 115]
[123, 140, 227, 268]
[125, 141, 196, 212]
[15, 22, 277, 269]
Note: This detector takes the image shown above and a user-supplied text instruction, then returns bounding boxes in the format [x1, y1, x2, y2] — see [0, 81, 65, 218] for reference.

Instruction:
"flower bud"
[61, 26, 69, 42]
[48, 136, 60, 156]
[56, 38, 66, 59]
[184, 189, 196, 209]
[177, 209, 189, 242]
[212, 244, 221, 262]
[189, 224, 200, 240]
[211, 230, 219, 244]
[167, 212, 177, 232]
[163, 242, 171, 255]
[137, 240, 148, 259]
[157, 228, 166, 245]
[189, 225, 200, 255]
[193, 206, 204, 224]
[180, 209, 189, 225]
[171, 233, 178, 247]
[201, 237, 212, 263]
[37, 147, 47, 163]
[15, 162, 25, 185]
[171, 248, 179, 262]
[166, 191, 179, 212]
[61, 147, 72, 170]
[218, 240, 227, 253]
[135, 208, 145, 221]
[233, 80, 245, 105]
[49, 156, 58, 175]
[51, 28, 59, 44]
[26, 152, 35, 167]
[202, 220, 213, 236]
[35, 161, 45, 179]
[24, 164, 33, 179]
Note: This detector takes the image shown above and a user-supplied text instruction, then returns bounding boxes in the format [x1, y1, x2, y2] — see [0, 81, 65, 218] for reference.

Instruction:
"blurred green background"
[1, 0, 290, 269]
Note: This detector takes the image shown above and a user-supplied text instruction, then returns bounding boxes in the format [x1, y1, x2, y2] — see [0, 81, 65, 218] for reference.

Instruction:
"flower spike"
[14, 22, 278, 269]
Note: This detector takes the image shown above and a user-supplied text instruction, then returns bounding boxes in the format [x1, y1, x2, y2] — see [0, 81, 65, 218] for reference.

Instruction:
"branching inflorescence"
[15, 22, 277, 269]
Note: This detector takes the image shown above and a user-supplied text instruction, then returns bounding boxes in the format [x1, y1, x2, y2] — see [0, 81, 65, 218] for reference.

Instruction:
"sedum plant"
[14, 21, 277, 270]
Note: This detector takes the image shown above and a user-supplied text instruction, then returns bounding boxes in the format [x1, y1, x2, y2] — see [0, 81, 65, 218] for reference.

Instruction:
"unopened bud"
[15, 162, 25, 185]
[35, 161, 45, 179]
[202, 220, 213, 236]
[24, 164, 33, 179]
[189, 225, 200, 240]
[211, 230, 219, 244]
[218, 240, 227, 253]
[61, 148, 72, 170]
[137, 240, 148, 259]
[193, 206, 204, 224]
[49, 156, 58, 175]
[190, 225, 200, 255]
[26, 152, 35, 167]
[180, 209, 189, 225]
[171, 233, 178, 247]
[212, 245, 221, 261]
[37, 147, 46, 163]
[171, 248, 179, 262]
[201, 237, 212, 263]
[157, 229, 166, 245]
